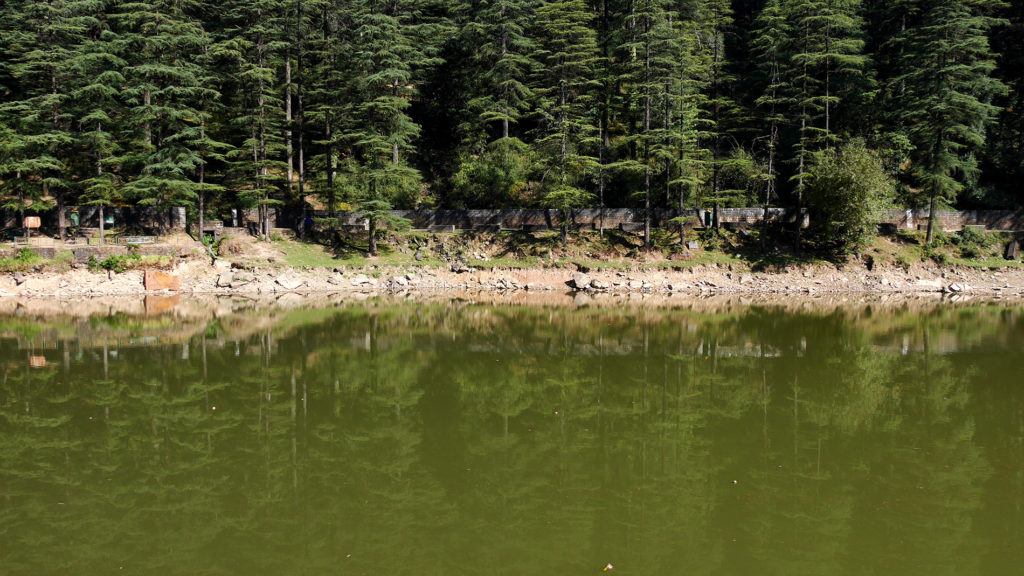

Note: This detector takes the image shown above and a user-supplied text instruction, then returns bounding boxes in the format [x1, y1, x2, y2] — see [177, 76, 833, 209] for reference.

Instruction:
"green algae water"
[2, 296, 1023, 575]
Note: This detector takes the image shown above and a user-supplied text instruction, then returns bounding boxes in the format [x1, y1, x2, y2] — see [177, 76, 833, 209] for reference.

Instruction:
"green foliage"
[952, 227, 996, 259]
[0, 248, 42, 272]
[805, 140, 895, 255]
[98, 253, 141, 273]
[0, 0, 1021, 232]
[451, 138, 534, 208]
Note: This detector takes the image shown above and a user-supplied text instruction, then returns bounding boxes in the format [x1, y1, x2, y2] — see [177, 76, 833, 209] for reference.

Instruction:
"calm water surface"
[1, 297, 1023, 575]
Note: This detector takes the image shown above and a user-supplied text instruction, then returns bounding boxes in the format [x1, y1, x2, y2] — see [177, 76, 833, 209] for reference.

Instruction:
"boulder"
[144, 270, 180, 291]
[590, 279, 611, 290]
[450, 261, 471, 273]
[389, 275, 409, 287]
[685, 240, 700, 251]
[275, 274, 305, 290]
[1005, 240, 1020, 261]
[571, 272, 592, 290]
[351, 274, 376, 287]
[12, 272, 26, 286]
[627, 279, 644, 290]
[216, 272, 234, 288]
[915, 278, 944, 291]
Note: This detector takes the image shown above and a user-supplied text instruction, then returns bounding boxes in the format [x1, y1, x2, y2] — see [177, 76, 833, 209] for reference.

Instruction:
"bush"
[805, 140, 896, 256]
[99, 254, 141, 273]
[0, 248, 42, 272]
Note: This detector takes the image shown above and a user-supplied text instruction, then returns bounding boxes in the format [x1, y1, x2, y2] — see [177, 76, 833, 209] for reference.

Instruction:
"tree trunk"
[762, 123, 776, 254]
[326, 109, 335, 215]
[925, 190, 937, 245]
[286, 51, 293, 198]
[368, 216, 377, 256]
[57, 192, 66, 243]
[199, 118, 206, 245]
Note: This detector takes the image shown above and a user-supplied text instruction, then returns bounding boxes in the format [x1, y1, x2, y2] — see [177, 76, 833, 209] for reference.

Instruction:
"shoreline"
[2, 257, 1023, 300]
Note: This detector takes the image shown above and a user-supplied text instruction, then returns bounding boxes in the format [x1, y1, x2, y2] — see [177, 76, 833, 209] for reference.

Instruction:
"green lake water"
[2, 297, 1023, 575]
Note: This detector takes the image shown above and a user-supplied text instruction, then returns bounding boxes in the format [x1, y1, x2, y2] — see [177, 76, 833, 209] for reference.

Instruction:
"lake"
[1, 295, 1023, 575]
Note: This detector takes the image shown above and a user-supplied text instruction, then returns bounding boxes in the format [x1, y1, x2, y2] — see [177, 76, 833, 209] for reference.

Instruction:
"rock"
[915, 278, 944, 291]
[450, 261, 471, 273]
[144, 270, 180, 291]
[1005, 240, 1020, 261]
[571, 272, 592, 290]
[389, 275, 409, 287]
[590, 279, 611, 290]
[327, 275, 344, 286]
[351, 274, 377, 286]
[216, 272, 234, 288]
[13, 272, 25, 286]
[685, 240, 700, 251]
[108, 270, 115, 281]
[627, 280, 644, 290]
[944, 283, 969, 293]
[275, 274, 305, 290]
[415, 251, 425, 262]
[739, 275, 753, 285]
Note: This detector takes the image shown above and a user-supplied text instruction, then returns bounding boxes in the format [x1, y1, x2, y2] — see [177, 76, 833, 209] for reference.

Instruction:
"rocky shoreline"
[2, 257, 1023, 300]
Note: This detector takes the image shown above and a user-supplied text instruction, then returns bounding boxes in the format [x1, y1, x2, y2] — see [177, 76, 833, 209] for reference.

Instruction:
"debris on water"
[604, 563, 614, 571]
[731, 480, 739, 485]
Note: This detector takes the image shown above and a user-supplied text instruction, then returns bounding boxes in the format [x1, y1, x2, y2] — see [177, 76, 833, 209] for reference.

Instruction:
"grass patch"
[274, 238, 447, 268]
[0, 248, 43, 272]
[88, 253, 172, 273]
[275, 239, 344, 267]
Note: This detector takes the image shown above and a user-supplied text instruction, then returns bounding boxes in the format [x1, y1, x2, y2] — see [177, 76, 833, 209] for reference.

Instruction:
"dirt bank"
[1, 255, 1022, 300]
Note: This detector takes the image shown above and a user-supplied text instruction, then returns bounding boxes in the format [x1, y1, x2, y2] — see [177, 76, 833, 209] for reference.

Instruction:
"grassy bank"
[215, 226, 1020, 274]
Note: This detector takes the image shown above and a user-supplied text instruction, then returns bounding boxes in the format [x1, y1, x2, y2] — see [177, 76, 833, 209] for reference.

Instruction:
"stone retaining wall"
[879, 209, 1024, 232]
[295, 207, 802, 232]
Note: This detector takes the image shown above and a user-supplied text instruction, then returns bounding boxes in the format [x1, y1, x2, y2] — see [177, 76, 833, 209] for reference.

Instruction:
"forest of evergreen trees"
[1, 0, 1021, 242]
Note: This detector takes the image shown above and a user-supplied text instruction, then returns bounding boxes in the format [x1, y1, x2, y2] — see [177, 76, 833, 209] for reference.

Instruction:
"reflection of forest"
[1, 301, 1023, 575]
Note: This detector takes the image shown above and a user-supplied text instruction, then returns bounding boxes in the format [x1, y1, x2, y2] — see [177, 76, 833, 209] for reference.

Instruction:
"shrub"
[0, 248, 42, 272]
[805, 140, 896, 256]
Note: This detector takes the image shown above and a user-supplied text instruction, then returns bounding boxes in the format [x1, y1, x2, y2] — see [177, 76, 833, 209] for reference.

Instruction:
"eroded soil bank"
[1, 256, 1023, 300]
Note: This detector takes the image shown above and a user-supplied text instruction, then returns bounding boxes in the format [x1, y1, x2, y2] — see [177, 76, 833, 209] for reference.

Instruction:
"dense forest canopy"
[0, 0, 1021, 237]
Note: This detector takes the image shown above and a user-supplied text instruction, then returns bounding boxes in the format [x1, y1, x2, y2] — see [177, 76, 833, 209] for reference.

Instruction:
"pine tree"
[692, 0, 736, 229]
[893, 0, 1007, 244]
[0, 0, 88, 239]
[214, 0, 289, 239]
[449, 0, 537, 208]
[113, 1, 220, 234]
[532, 0, 600, 246]
[344, 0, 443, 255]
[69, 11, 127, 244]
[463, 0, 536, 143]
[618, 0, 680, 247]
[782, 0, 867, 250]
[750, 0, 789, 252]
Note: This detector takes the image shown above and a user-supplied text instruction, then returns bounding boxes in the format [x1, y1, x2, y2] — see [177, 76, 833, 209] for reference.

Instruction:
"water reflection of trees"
[0, 302, 1021, 574]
